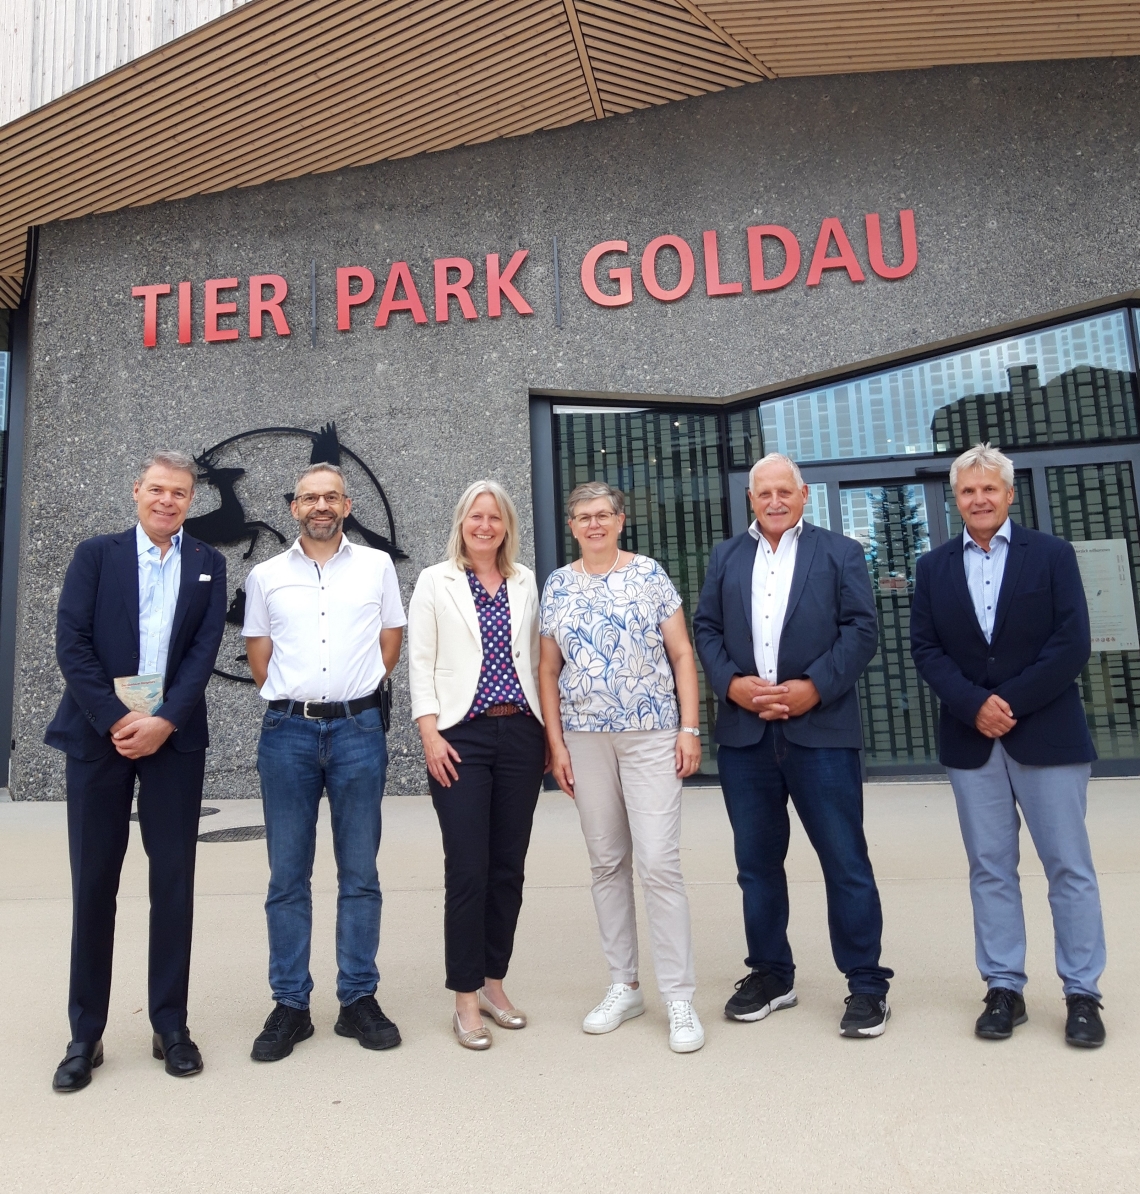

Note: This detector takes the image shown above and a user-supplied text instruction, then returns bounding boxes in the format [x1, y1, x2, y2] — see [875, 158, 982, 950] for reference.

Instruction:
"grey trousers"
[565, 729, 696, 1001]
[946, 740, 1105, 999]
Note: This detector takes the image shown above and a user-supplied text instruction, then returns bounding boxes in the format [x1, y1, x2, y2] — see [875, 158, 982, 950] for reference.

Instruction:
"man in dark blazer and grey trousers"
[45, 451, 226, 1091]
[911, 443, 1105, 1048]
[694, 452, 892, 1038]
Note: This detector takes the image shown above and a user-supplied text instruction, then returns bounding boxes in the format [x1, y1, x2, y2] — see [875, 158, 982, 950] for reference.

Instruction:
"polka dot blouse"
[464, 571, 531, 719]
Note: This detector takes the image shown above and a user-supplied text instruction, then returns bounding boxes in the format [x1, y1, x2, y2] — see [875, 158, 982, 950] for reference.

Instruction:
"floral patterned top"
[465, 571, 531, 718]
[539, 555, 682, 732]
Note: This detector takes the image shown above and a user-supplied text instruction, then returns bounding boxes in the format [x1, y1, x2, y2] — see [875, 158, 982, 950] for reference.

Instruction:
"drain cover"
[198, 825, 266, 843]
[132, 805, 220, 822]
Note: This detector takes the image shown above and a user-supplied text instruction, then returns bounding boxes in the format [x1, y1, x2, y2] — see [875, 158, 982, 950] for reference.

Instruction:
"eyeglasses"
[572, 512, 617, 527]
[295, 492, 345, 508]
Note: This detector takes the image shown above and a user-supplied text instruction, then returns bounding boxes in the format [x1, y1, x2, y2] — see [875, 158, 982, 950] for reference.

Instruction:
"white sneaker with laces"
[667, 1000, 705, 1053]
[582, 983, 645, 1034]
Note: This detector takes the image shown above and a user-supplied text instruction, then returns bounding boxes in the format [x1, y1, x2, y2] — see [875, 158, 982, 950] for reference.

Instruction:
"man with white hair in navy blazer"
[911, 442, 1106, 1048]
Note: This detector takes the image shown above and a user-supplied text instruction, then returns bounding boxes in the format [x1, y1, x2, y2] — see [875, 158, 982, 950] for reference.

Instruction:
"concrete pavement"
[1, 780, 1137, 1193]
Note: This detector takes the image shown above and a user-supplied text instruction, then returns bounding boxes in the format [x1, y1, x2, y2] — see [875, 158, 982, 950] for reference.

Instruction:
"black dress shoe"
[251, 1003, 314, 1062]
[975, 987, 1027, 1039]
[152, 1029, 203, 1077]
[334, 995, 401, 1050]
[1065, 994, 1106, 1048]
[52, 1040, 103, 1092]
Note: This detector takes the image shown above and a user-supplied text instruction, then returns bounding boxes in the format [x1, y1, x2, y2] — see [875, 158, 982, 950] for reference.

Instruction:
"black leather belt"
[268, 692, 382, 720]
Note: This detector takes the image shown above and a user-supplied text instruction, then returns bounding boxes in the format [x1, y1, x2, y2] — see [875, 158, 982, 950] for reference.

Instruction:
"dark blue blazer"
[693, 522, 879, 749]
[44, 528, 227, 760]
[910, 522, 1095, 769]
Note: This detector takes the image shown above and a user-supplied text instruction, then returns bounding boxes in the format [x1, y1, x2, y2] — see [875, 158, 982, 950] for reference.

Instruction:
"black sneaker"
[335, 995, 402, 1050]
[251, 1003, 314, 1062]
[975, 987, 1027, 1040]
[724, 969, 798, 1021]
[840, 992, 891, 1038]
[1064, 994, 1106, 1049]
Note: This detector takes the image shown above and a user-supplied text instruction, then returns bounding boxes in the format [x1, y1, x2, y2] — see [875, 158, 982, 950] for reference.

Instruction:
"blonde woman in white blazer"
[408, 480, 546, 1050]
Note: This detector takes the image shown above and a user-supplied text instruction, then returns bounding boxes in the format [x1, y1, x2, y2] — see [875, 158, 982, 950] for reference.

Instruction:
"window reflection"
[759, 311, 1135, 462]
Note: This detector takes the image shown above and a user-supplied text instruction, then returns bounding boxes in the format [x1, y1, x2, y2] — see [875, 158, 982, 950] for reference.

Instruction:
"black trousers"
[427, 713, 545, 992]
[65, 743, 205, 1041]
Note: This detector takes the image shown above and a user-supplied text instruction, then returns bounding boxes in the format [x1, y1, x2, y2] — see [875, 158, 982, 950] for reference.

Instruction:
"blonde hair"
[950, 442, 1014, 490]
[447, 480, 520, 578]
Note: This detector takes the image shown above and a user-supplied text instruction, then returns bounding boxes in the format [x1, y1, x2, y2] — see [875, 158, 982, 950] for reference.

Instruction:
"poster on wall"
[1071, 539, 1140, 652]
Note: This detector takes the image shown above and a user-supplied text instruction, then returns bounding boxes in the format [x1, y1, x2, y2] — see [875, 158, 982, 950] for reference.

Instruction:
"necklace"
[577, 550, 622, 581]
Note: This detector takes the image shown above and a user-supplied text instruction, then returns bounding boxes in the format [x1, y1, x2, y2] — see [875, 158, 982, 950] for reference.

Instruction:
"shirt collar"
[749, 518, 804, 547]
[136, 522, 182, 558]
[963, 517, 1012, 554]
[288, 532, 353, 561]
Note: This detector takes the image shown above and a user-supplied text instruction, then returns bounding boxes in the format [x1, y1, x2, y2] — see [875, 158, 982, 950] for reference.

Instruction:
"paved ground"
[2, 779, 1137, 1193]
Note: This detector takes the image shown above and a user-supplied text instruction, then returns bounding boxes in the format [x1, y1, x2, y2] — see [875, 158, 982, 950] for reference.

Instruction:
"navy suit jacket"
[693, 522, 879, 749]
[44, 528, 227, 760]
[910, 522, 1095, 769]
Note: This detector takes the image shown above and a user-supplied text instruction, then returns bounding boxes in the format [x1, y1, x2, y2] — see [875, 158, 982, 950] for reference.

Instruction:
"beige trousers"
[565, 729, 696, 1001]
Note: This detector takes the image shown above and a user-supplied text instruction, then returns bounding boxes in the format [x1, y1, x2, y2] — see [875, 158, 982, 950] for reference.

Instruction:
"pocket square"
[199, 573, 212, 581]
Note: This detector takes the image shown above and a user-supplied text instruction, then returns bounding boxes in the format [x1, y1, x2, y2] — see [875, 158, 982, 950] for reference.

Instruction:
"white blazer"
[408, 560, 544, 730]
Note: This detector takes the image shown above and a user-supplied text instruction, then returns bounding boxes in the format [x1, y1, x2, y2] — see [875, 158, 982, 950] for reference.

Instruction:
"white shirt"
[242, 535, 407, 702]
[136, 523, 182, 677]
[963, 517, 1012, 644]
[750, 518, 803, 682]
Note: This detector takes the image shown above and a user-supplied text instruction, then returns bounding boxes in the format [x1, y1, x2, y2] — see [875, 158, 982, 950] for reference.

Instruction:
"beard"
[299, 511, 343, 541]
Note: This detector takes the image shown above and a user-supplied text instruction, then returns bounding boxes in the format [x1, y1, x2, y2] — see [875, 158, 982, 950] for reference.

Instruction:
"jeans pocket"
[261, 710, 287, 732]
[349, 706, 385, 734]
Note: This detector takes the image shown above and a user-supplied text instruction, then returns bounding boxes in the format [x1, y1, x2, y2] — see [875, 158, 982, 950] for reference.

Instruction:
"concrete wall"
[13, 58, 1140, 798]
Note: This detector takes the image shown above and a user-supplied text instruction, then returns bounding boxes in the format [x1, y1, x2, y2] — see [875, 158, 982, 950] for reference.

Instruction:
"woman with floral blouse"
[409, 481, 546, 1050]
[539, 481, 705, 1053]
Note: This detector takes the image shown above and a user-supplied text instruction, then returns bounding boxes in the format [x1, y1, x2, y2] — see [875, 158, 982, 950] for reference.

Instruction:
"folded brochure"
[114, 673, 164, 716]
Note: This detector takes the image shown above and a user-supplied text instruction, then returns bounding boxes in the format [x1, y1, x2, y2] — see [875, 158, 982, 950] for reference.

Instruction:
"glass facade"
[544, 301, 1140, 775]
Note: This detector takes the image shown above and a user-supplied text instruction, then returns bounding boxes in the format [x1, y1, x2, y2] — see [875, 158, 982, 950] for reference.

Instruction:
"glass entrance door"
[800, 444, 1140, 774]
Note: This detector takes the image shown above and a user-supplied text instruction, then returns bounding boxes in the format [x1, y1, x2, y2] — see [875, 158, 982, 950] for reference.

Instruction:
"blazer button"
[988, 656, 996, 663]
[514, 649, 521, 657]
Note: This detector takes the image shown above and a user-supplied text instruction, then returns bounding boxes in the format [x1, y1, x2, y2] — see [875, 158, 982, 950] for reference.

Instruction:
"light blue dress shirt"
[137, 522, 182, 677]
[962, 517, 1012, 643]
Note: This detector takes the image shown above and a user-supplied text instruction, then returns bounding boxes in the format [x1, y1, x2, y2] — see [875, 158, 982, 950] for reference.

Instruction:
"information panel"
[1071, 539, 1140, 652]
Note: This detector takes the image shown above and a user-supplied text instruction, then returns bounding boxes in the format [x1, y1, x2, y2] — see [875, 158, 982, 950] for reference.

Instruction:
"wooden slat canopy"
[1, 0, 1138, 309]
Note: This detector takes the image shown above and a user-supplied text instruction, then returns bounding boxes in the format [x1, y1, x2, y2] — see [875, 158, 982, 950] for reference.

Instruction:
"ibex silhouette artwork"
[184, 451, 287, 560]
[186, 423, 408, 684]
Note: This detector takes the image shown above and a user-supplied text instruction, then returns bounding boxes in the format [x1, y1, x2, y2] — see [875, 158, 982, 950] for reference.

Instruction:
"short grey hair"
[749, 452, 804, 490]
[137, 450, 196, 488]
[566, 481, 625, 519]
[295, 462, 347, 494]
[950, 443, 1014, 490]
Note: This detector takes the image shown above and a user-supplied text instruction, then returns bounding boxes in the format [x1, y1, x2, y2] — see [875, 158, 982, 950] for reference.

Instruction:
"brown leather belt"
[483, 703, 521, 718]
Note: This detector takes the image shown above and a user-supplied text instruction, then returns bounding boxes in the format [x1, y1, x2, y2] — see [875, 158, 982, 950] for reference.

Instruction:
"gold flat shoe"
[453, 1011, 492, 1050]
[478, 988, 527, 1029]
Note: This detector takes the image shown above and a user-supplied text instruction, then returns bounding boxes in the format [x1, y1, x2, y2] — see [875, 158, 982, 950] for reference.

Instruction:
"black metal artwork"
[189, 421, 406, 684]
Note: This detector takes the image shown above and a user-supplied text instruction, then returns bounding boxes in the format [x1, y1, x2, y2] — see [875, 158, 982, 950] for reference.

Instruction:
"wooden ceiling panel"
[1, 0, 1137, 302]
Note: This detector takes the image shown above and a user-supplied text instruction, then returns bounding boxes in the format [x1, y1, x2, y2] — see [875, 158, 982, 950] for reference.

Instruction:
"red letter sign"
[703, 230, 742, 296]
[641, 235, 695, 302]
[375, 262, 428, 327]
[177, 281, 191, 344]
[806, 218, 866, 286]
[249, 274, 291, 338]
[581, 241, 633, 307]
[337, 267, 376, 331]
[434, 257, 478, 322]
[746, 225, 801, 291]
[204, 278, 240, 342]
[132, 283, 171, 347]
[866, 209, 918, 280]
[486, 251, 533, 318]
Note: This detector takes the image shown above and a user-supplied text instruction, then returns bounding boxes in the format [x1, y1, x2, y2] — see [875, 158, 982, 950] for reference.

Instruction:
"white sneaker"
[667, 1000, 705, 1053]
[582, 983, 645, 1034]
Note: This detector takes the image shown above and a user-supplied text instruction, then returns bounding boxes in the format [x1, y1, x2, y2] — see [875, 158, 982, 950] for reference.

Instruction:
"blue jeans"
[947, 740, 1104, 999]
[257, 705, 388, 1009]
[718, 726, 893, 995]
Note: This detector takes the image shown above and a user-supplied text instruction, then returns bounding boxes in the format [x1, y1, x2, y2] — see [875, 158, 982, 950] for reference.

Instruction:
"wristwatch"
[680, 726, 701, 737]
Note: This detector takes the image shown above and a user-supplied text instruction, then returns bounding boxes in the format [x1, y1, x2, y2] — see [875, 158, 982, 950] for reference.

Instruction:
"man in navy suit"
[911, 443, 1106, 1048]
[694, 453, 893, 1038]
[45, 451, 227, 1091]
